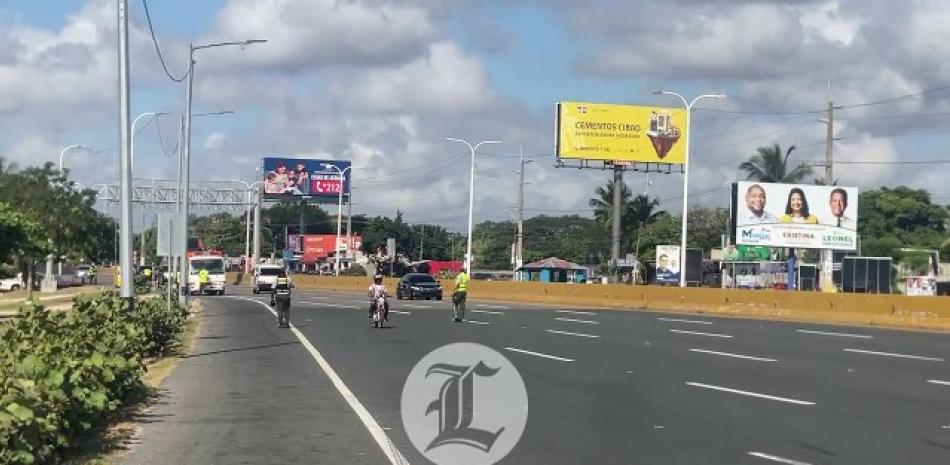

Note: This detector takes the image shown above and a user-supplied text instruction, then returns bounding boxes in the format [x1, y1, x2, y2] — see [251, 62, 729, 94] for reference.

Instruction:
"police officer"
[271, 270, 292, 328]
[452, 269, 470, 322]
[198, 267, 210, 295]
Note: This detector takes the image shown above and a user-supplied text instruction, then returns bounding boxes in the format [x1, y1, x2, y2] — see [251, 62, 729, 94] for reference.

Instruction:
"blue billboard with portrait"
[261, 157, 351, 200]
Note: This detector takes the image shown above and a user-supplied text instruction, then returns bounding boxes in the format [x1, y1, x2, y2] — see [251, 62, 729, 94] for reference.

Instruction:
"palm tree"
[589, 179, 632, 227]
[738, 143, 812, 183]
[628, 194, 665, 256]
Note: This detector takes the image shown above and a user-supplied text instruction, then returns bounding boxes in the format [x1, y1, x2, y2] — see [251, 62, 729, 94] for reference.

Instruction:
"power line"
[141, 0, 189, 83]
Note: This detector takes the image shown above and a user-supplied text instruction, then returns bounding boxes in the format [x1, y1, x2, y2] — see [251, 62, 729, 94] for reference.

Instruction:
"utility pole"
[819, 90, 843, 292]
[516, 145, 531, 280]
[419, 224, 425, 261]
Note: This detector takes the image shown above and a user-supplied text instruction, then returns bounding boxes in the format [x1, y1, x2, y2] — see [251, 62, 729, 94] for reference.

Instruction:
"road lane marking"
[686, 382, 815, 406]
[927, 379, 950, 386]
[689, 349, 777, 362]
[403, 304, 433, 309]
[796, 329, 872, 339]
[556, 310, 597, 316]
[748, 451, 813, 465]
[389, 310, 411, 315]
[299, 302, 359, 309]
[465, 320, 490, 325]
[843, 348, 944, 362]
[226, 296, 410, 465]
[658, 317, 713, 325]
[546, 329, 600, 339]
[471, 309, 506, 315]
[475, 304, 509, 309]
[669, 329, 733, 338]
[555, 317, 599, 325]
[504, 347, 574, 362]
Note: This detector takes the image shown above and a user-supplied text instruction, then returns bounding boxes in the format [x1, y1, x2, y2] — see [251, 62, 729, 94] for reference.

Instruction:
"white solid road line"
[796, 329, 872, 339]
[389, 310, 411, 315]
[465, 320, 490, 325]
[927, 379, 950, 386]
[556, 309, 597, 316]
[505, 347, 575, 362]
[669, 329, 733, 338]
[843, 348, 944, 362]
[689, 349, 777, 362]
[547, 329, 600, 339]
[686, 382, 815, 406]
[471, 309, 506, 315]
[748, 451, 813, 465]
[555, 317, 599, 325]
[658, 317, 713, 325]
[228, 297, 410, 465]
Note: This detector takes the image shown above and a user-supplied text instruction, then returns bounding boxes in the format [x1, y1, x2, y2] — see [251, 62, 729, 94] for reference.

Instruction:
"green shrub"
[340, 263, 367, 277]
[0, 292, 187, 464]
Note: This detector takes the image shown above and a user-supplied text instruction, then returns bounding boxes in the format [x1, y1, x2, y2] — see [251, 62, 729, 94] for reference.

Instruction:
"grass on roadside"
[60, 300, 205, 465]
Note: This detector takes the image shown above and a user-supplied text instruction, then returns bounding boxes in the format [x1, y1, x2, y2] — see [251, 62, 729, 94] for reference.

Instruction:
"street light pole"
[654, 90, 726, 288]
[58, 144, 93, 174]
[322, 163, 353, 276]
[117, 0, 134, 299]
[131, 111, 169, 175]
[516, 145, 533, 280]
[445, 138, 502, 275]
[179, 39, 265, 304]
[232, 179, 263, 274]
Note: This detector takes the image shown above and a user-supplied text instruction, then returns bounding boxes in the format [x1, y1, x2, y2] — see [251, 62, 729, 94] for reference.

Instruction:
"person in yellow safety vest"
[143, 267, 152, 280]
[452, 270, 470, 322]
[114, 266, 122, 289]
[198, 268, 210, 295]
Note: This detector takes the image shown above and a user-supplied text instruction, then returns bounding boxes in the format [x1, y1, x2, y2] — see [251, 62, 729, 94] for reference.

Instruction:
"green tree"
[589, 179, 632, 227]
[628, 194, 665, 256]
[472, 220, 515, 270]
[739, 144, 812, 183]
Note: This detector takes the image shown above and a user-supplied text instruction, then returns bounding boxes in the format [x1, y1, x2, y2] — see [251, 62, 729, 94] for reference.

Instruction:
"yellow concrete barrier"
[274, 276, 950, 331]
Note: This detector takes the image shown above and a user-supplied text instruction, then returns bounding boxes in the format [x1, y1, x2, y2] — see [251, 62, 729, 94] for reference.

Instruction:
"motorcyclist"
[367, 273, 389, 321]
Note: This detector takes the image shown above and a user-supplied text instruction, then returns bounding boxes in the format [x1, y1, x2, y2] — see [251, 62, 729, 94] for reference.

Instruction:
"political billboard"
[261, 157, 351, 200]
[655, 245, 681, 285]
[556, 101, 687, 163]
[733, 182, 858, 250]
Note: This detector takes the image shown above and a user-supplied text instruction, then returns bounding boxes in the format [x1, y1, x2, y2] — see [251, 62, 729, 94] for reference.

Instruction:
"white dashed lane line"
[471, 309, 506, 315]
[465, 320, 490, 325]
[658, 317, 713, 325]
[546, 329, 600, 339]
[686, 382, 815, 406]
[928, 379, 950, 387]
[556, 310, 597, 316]
[554, 317, 599, 325]
[843, 348, 944, 362]
[796, 329, 872, 339]
[669, 329, 733, 339]
[689, 349, 777, 362]
[298, 302, 359, 309]
[389, 310, 411, 315]
[475, 304, 509, 309]
[504, 347, 575, 362]
[748, 451, 814, 465]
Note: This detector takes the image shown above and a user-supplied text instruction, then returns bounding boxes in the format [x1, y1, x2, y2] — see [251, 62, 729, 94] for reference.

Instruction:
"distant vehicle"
[396, 273, 442, 300]
[75, 265, 97, 285]
[187, 255, 227, 295]
[252, 264, 285, 294]
[0, 273, 24, 292]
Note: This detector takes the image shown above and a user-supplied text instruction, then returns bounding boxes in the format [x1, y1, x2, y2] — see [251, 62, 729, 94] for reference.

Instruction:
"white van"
[252, 264, 285, 294]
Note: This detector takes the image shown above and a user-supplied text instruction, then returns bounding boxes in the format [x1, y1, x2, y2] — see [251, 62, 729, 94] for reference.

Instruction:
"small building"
[517, 257, 589, 283]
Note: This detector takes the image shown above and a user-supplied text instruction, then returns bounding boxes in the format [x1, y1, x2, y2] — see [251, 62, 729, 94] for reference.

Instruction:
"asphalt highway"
[117, 287, 950, 465]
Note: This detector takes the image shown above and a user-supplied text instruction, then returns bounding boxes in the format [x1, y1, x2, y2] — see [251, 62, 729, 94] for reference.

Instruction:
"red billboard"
[302, 235, 362, 263]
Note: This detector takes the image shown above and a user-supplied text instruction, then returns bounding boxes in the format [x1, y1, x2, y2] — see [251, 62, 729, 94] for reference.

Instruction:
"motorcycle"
[370, 294, 388, 328]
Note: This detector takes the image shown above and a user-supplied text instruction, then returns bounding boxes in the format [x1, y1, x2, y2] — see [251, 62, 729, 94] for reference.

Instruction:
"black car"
[396, 273, 443, 300]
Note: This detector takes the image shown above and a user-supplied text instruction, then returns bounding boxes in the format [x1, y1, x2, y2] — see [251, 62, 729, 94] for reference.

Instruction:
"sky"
[2, 0, 949, 231]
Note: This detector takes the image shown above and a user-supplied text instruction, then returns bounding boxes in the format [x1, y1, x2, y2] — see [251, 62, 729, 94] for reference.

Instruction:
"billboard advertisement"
[262, 157, 351, 199]
[302, 235, 363, 263]
[655, 245, 681, 285]
[733, 182, 858, 250]
[556, 101, 687, 163]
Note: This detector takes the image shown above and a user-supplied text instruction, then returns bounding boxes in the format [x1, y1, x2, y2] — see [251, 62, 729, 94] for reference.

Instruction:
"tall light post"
[179, 39, 265, 302]
[131, 111, 170, 174]
[58, 144, 95, 174]
[322, 163, 353, 276]
[445, 138, 502, 275]
[654, 90, 726, 287]
[515, 145, 533, 279]
[232, 179, 264, 273]
[118, 0, 134, 299]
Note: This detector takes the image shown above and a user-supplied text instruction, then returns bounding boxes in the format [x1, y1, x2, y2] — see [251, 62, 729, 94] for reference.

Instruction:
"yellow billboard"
[556, 101, 687, 164]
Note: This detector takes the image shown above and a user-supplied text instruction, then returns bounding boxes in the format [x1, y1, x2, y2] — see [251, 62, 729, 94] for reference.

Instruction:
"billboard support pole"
[611, 166, 623, 283]
[820, 96, 842, 293]
[654, 91, 726, 288]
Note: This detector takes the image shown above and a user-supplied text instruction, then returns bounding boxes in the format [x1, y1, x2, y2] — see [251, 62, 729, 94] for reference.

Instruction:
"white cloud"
[339, 41, 499, 114]
[204, 133, 225, 151]
[205, 0, 435, 73]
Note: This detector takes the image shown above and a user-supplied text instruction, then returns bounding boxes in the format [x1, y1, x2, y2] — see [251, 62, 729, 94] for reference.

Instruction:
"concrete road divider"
[230, 274, 950, 331]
